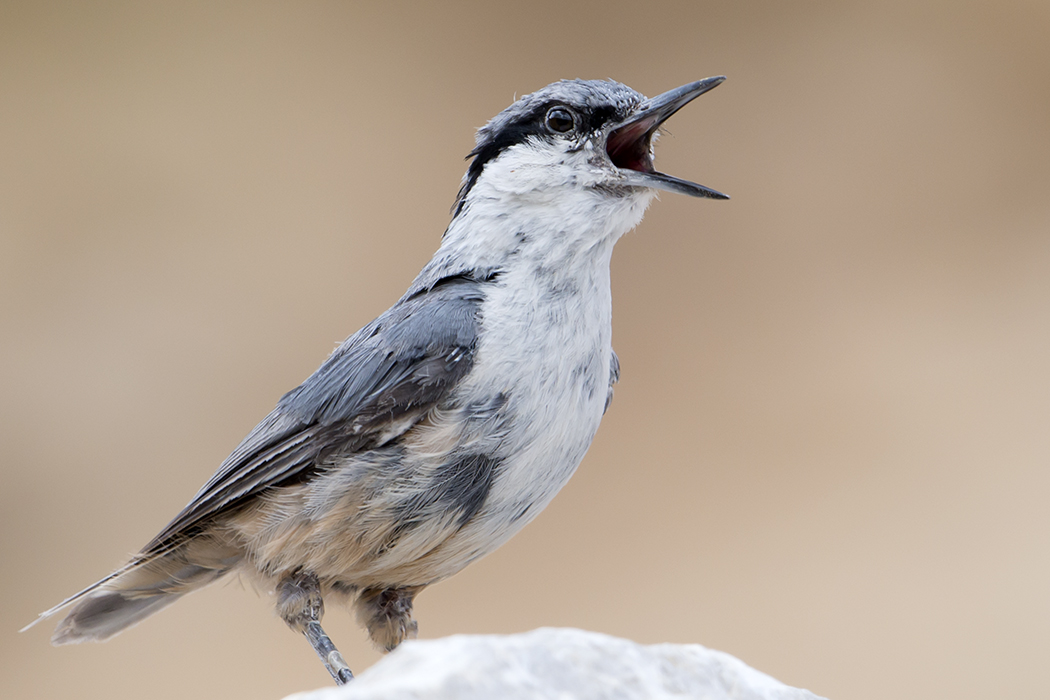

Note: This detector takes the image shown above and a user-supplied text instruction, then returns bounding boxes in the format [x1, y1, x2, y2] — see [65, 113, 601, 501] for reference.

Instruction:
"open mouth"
[606, 119, 656, 174]
[604, 77, 728, 200]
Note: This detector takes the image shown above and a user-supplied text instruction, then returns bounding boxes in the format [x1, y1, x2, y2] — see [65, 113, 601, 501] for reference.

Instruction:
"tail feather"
[19, 560, 144, 636]
[51, 588, 186, 644]
[23, 539, 241, 644]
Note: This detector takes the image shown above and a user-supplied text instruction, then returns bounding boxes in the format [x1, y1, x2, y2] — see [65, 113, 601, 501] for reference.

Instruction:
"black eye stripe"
[454, 95, 634, 217]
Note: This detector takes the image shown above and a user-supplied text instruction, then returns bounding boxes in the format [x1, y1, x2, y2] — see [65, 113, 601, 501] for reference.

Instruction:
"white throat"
[438, 142, 656, 277]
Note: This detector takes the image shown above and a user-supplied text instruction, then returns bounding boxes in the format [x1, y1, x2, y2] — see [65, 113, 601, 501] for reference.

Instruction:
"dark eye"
[545, 107, 576, 134]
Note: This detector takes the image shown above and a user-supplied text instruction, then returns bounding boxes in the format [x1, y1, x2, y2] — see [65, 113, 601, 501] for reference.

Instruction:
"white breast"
[436, 208, 631, 573]
[477, 256, 613, 500]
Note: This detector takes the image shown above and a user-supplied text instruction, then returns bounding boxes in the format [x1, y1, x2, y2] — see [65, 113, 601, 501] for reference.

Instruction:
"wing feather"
[142, 276, 484, 554]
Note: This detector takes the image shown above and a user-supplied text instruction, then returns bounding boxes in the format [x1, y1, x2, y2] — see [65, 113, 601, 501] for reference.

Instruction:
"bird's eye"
[545, 107, 576, 134]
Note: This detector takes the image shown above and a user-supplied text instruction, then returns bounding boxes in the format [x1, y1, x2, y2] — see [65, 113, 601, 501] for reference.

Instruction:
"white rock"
[284, 627, 826, 700]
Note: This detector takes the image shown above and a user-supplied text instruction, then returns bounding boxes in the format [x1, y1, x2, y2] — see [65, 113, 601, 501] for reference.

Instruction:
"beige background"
[3, 2, 1049, 699]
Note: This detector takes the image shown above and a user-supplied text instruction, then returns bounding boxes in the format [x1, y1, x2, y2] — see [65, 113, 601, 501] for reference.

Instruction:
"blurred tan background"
[2, 1, 1049, 698]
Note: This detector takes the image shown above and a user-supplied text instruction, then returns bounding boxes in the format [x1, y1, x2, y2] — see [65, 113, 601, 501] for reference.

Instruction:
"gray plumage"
[29, 76, 727, 683]
[151, 274, 488, 552]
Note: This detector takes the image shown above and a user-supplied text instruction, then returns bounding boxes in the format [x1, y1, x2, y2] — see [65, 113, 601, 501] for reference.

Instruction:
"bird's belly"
[376, 383, 608, 585]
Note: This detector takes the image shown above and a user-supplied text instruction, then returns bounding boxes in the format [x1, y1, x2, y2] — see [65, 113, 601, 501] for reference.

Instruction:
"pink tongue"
[606, 119, 656, 173]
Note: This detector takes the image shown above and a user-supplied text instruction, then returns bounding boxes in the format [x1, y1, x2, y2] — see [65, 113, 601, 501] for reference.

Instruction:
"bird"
[26, 76, 728, 684]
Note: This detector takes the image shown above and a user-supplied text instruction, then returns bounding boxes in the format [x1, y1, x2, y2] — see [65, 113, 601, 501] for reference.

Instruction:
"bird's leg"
[277, 571, 354, 685]
[303, 618, 353, 685]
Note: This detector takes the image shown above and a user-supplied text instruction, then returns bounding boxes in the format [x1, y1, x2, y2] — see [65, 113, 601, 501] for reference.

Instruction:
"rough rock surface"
[284, 627, 826, 700]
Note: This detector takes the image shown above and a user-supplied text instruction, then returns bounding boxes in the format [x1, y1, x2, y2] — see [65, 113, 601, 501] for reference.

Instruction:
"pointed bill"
[606, 76, 728, 200]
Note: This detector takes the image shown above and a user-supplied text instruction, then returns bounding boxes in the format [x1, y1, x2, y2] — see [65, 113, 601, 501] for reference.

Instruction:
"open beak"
[606, 76, 728, 199]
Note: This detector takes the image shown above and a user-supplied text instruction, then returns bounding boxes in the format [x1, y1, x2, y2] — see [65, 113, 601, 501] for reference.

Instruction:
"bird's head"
[452, 77, 728, 219]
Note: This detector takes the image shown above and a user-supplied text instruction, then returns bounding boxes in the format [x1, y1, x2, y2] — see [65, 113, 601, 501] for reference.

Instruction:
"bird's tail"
[22, 538, 241, 645]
